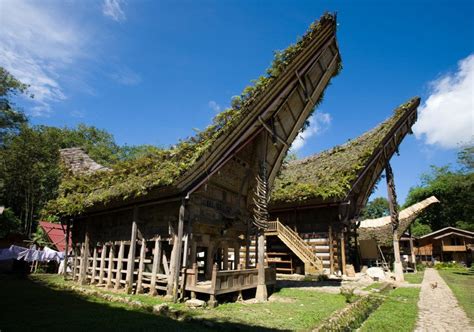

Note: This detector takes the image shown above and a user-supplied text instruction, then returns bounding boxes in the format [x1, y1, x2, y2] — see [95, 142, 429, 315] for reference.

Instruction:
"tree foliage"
[360, 197, 390, 219]
[404, 146, 474, 235]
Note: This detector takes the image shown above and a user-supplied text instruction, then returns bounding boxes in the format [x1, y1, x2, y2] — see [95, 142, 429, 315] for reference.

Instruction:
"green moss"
[44, 13, 341, 217]
[270, 97, 420, 204]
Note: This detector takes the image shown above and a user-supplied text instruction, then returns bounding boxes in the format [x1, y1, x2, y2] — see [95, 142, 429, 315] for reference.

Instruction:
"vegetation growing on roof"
[270, 98, 420, 204]
[44, 13, 341, 217]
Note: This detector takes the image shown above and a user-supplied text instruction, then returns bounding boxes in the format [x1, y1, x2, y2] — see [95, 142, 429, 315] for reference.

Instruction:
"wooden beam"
[91, 245, 98, 284]
[63, 219, 70, 277]
[340, 231, 346, 276]
[115, 242, 125, 290]
[172, 201, 186, 302]
[106, 244, 114, 288]
[98, 243, 107, 285]
[72, 244, 77, 281]
[126, 207, 138, 294]
[80, 231, 90, 285]
[255, 233, 268, 301]
[136, 240, 146, 294]
[150, 237, 161, 296]
[329, 225, 334, 275]
[386, 162, 404, 282]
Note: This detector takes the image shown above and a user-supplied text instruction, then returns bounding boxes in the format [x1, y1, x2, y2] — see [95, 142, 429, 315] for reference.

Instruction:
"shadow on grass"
[275, 279, 342, 289]
[0, 274, 281, 332]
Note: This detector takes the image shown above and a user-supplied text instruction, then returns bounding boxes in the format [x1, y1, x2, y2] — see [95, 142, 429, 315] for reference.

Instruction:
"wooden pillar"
[91, 245, 98, 284]
[340, 231, 346, 276]
[106, 243, 115, 288]
[115, 241, 125, 290]
[328, 225, 334, 275]
[245, 222, 250, 268]
[182, 234, 189, 268]
[205, 243, 215, 279]
[72, 245, 77, 280]
[63, 219, 70, 277]
[190, 239, 197, 265]
[386, 163, 404, 282]
[150, 237, 161, 296]
[409, 227, 417, 272]
[136, 239, 146, 294]
[126, 207, 138, 294]
[98, 243, 107, 285]
[234, 245, 240, 270]
[172, 200, 186, 302]
[79, 231, 90, 285]
[255, 233, 268, 301]
[223, 244, 229, 270]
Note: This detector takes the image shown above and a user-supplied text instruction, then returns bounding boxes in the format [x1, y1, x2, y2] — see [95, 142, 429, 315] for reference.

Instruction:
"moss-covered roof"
[44, 13, 341, 217]
[270, 97, 420, 205]
[357, 196, 440, 246]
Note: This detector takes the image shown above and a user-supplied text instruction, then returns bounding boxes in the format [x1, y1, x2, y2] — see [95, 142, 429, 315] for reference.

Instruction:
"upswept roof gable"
[270, 97, 420, 205]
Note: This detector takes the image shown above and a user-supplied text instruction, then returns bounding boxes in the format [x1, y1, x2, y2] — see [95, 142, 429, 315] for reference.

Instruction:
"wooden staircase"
[266, 220, 324, 274]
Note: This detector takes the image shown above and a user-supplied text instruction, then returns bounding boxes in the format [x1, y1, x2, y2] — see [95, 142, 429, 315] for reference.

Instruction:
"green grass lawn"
[359, 287, 420, 332]
[0, 274, 347, 331]
[438, 268, 474, 323]
[404, 271, 425, 284]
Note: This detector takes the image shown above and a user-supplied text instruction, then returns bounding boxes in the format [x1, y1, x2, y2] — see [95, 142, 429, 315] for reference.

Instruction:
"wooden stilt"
[63, 219, 70, 277]
[98, 243, 107, 285]
[255, 233, 268, 301]
[386, 163, 404, 282]
[79, 231, 90, 285]
[205, 243, 214, 279]
[190, 239, 197, 265]
[72, 245, 77, 281]
[150, 237, 161, 296]
[136, 239, 146, 294]
[172, 201, 185, 302]
[106, 243, 115, 288]
[167, 235, 177, 296]
[245, 222, 250, 268]
[91, 245, 98, 284]
[163, 252, 170, 277]
[340, 231, 346, 276]
[329, 225, 334, 275]
[115, 241, 125, 290]
[234, 245, 240, 270]
[126, 208, 138, 294]
[223, 245, 229, 270]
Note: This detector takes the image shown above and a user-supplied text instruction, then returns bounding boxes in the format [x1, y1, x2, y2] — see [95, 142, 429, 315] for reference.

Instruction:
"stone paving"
[415, 268, 473, 332]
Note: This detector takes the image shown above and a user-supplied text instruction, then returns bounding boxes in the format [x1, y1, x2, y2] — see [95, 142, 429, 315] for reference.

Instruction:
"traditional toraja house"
[358, 196, 439, 269]
[45, 13, 342, 304]
[267, 97, 420, 276]
[415, 227, 474, 266]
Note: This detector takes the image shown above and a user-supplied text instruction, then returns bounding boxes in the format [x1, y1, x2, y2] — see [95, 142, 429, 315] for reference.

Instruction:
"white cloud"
[413, 54, 474, 149]
[109, 66, 141, 86]
[0, 0, 84, 116]
[208, 100, 222, 113]
[291, 112, 332, 151]
[102, 0, 126, 22]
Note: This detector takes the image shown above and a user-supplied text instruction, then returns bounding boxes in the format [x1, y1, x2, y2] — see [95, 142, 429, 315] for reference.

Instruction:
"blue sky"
[1, 0, 473, 204]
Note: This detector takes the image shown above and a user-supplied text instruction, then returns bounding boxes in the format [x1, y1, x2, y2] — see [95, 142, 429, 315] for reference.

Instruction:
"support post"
[223, 244, 229, 270]
[245, 223, 250, 268]
[98, 243, 107, 285]
[172, 200, 186, 302]
[340, 231, 346, 276]
[79, 231, 90, 285]
[115, 241, 125, 290]
[255, 232, 268, 301]
[234, 245, 240, 270]
[205, 243, 215, 279]
[136, 239, 146, 294]
[91, 245, 98, 284]
[106, 243, 114, 288]
[126, 207, 138, 293]
[329, 225, 334, 275]
[63, 219, 70, 277]
[150, 237, 161, 296]
[409, 227, 417, 272]
[386, 163, 404, 282]
[72, 244, 77, 280]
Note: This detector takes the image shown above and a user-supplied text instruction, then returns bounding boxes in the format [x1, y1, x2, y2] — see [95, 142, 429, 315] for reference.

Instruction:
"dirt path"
[415, 268, 473, 331]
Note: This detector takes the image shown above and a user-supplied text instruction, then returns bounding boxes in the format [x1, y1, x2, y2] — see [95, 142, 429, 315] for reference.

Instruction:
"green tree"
[360, 197, 390, 219]
[0, 67, 29, 145]
[404, 146, 474, 234]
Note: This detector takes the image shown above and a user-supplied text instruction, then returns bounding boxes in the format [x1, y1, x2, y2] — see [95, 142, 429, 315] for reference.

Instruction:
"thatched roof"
[357, 196, 440, 246]
[60, 148, 110, 175]
[270, 97, 420, 206]
[45, 13, 341, 217]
